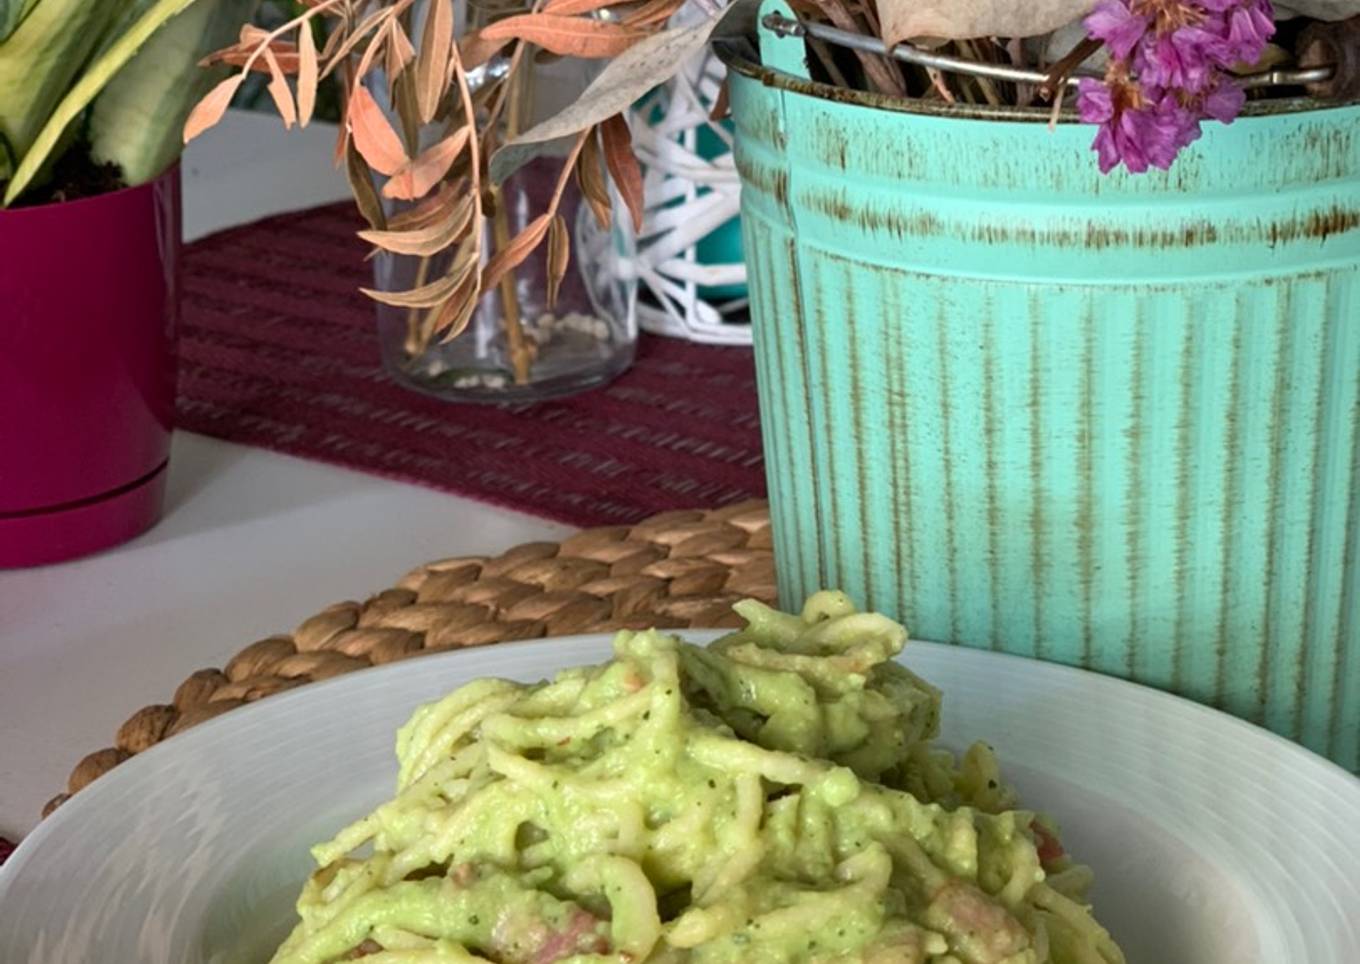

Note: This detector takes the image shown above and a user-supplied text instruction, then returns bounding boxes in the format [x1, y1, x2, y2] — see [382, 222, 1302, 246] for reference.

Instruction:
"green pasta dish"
[272, 591, 1125, 964]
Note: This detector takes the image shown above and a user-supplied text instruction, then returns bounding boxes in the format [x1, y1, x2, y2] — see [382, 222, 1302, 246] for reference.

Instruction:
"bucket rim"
[711, 35, 1359, 124]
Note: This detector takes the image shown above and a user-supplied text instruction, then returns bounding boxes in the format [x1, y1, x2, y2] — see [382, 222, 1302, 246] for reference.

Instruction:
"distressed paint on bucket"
[718, 12, 1360, 769]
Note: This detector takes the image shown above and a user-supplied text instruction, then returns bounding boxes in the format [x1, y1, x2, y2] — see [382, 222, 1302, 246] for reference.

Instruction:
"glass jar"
[371, 58, 637, 403]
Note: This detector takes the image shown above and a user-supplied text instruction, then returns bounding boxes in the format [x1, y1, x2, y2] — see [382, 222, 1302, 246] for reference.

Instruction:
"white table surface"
[0, 111, 570, 841]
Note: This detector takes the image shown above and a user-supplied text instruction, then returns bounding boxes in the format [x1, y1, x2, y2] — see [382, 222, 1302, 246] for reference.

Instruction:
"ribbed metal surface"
[729, 46, 1360, 769]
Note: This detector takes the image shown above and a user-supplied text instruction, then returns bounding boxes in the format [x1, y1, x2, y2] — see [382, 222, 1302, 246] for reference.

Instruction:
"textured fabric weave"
[178, 203, 765, 526]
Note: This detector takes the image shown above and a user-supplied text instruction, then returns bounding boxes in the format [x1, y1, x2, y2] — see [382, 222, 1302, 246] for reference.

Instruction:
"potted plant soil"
[0, 0, 253, 566]
[187, 0, 1360, 769]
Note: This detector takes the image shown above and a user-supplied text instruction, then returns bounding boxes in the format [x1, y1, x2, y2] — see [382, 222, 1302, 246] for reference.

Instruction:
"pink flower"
[1201, 80, 1246, 123]
[1225, 2, 1275, 63]
[1077, 77, 1116, 124]
[1086, 0, 1151, 59]
[1079, 0, 1274, 174]
[1078, 76, 1187, 173]
[1088, 105, 1176, 173]
[1136, 27, 1218, 90]
[1151, 90, 1205, 152]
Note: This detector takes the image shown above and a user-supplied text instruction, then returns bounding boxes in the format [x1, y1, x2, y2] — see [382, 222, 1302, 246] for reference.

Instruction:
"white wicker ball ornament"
[628, 48, 750, 346]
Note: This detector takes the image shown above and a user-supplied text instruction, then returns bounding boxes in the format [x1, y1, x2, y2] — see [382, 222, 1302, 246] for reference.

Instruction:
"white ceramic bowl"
[2, 633, 1358, 963]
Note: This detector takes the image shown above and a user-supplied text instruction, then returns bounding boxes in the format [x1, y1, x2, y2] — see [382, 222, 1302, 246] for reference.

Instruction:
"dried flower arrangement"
[183, 0, 673, 374]
[183, 0, 1360, 363]
[235, 0, 344, 121]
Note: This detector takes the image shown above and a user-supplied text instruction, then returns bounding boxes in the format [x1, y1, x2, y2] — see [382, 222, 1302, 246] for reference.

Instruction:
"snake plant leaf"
[0, 0, 121, 175]
[490, 0, 757, 185]
[0, 0, 40, 43]
[90, 0, 161, 58]
[3, 0, 208, 204]
[89, 0, 258, 188]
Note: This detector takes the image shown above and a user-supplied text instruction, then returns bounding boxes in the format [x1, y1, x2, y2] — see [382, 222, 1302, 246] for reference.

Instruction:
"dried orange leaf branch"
[184, 0, 705, 359]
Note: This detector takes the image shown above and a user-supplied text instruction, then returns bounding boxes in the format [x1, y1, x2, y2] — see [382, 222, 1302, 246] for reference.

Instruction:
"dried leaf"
[387, 180, 464, 230]
[416, 0, 453, 124]
[433, 281, 479, 343]
[458, 29, 512, 70]
[348, 84, 410, 177]
[328, 6, 395, 78]
[543, 0, 625, 15]
[1285, 1, 1360, 17]
[478, 14, 650, 59]
[298, 21, 319, 126]
[479, 213, 552, 296]
[393, 69, 422, 150]
[334, 119, 349, 168]
[878, 0, 1094, 47]
[362, 265, 470, 307]
[263, 48, 298, 129]
[490, 3, 751, 183]
[204, 39, 300, 74]
[320, 18, 348, 62]
[353, 15, 394, 82]
[709, 77, 730, 121]
[360, 192, 474, 256]
[545, 213, 570, 309]
[600, 113, 643, 233]
[405, 244, 478, 352]
[479, 113, 501, 162]
[345, 139, 387, 231]
[382, 129, 468, 200]
[576, 126, 612, 230]
[431, 249, 483, 343]
[447, 236, 482, 294]
[385, 21, 416, 81]
[811, 0, 903, 96]
[183, 73, 245, 143]
[333, 63, 355, 167]
[853, 0, 885, 33]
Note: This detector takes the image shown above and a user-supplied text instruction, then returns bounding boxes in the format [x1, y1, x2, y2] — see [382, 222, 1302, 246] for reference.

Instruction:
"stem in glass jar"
[404, 254, 434, 355]
[497, 58, 532, 385]
[492, 191, 532, 384]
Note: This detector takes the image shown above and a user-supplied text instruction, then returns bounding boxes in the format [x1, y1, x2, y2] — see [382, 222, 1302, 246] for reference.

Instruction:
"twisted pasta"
[269, 591, 1125, 964]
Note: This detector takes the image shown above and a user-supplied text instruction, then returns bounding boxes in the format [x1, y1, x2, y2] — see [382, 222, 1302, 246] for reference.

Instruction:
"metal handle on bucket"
[757, 10, 1338, 93]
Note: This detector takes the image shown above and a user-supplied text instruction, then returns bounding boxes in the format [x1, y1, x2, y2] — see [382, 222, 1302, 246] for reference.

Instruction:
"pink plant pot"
[0, 166, 180, 567]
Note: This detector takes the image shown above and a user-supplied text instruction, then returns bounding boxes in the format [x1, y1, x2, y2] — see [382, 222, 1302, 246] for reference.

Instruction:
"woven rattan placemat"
[44, 501, 775, 818]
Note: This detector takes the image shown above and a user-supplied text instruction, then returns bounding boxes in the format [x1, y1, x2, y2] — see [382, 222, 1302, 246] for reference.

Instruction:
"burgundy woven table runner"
[177, 202, 765, 527]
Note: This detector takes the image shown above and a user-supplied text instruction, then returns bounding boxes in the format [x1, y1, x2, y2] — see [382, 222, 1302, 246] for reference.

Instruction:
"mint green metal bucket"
[718, 13, 1360, 769]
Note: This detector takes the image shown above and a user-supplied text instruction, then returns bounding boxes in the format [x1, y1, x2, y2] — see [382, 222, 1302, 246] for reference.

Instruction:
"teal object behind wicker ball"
[641, 96, 746, 304]
[693, 120, 746, 302]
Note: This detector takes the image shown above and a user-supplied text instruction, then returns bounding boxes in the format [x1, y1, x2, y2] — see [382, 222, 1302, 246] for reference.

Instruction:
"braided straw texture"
[43, 502, 775, 819]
